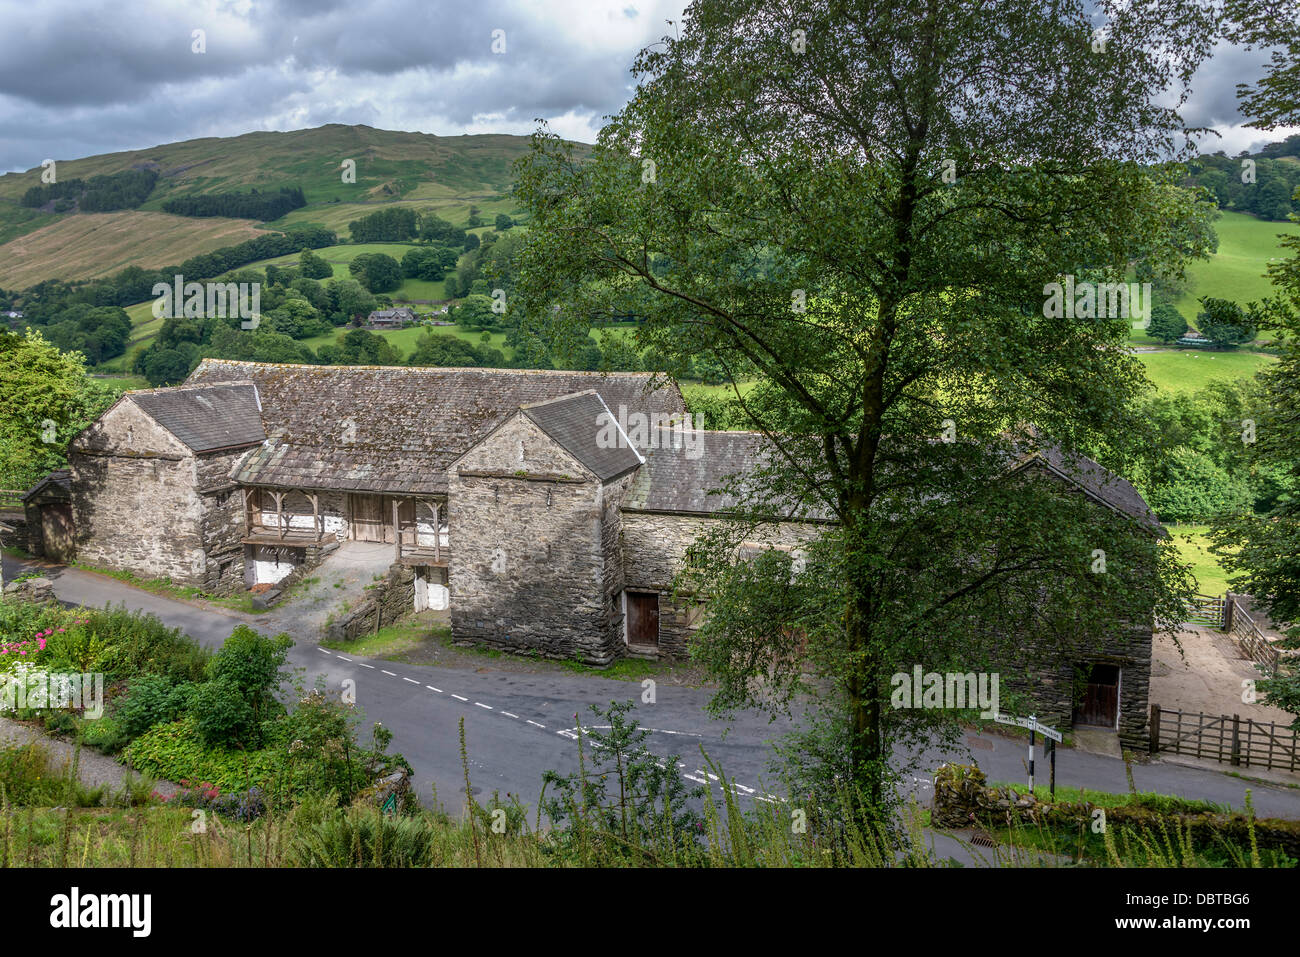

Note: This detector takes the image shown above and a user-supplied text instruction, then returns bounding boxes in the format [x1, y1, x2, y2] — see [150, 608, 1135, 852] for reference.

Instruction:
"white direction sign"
[992, 713, 1062, 743]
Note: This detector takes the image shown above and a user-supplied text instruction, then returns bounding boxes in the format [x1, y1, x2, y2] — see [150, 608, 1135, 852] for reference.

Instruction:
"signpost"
[992, 713, 1062, 799]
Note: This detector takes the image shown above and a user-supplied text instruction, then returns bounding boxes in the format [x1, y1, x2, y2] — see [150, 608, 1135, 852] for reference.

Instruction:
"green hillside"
[0, 124, 549, 286]
[1173, 210, 1299, 324]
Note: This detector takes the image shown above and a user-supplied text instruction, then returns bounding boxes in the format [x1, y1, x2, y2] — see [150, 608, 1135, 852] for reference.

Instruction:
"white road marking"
[382, 670, 397, 677]
[358, 663, 375, 669]
[402, 677, 419, 684]
[426, 686, 442, 693]
[526, 720, 545, 728]
[336, 656, 353, 662]
[475, 702, 493, 710]
[501, 712, 518, 719]
[317, 648, 331, 654]
[451, 694, 467, 701]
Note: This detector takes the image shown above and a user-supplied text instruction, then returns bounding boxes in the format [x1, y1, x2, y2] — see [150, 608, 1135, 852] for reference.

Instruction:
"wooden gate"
[349, 495, 385, 542]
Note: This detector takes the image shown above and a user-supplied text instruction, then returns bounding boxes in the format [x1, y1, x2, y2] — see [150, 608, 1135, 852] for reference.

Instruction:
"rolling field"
[1134, 348, 1276, 394]
[1173, 210, 1299, 325]
[1166, 524, 1233, 595]
[0, 211, 270, 287]
[0, 124, 542, 287]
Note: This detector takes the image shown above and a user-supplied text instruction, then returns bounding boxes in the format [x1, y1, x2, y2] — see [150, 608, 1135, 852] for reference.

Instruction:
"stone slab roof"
[186, 360, 684, 495]
[128, 382, 266, 453]
[22, 469, 71, 504]
[521, 391, 643, 483]
[1024, 445, 1160, 529]
[624, 429, 1160, 527]
[624, 430, 774, 515]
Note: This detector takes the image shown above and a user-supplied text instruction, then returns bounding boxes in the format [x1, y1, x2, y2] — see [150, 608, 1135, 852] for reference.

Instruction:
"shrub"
[121, 718, 281, 792]
[116, 674, 194, 740]
[191, 626, 292, 748]
[288, 805, 435, 867]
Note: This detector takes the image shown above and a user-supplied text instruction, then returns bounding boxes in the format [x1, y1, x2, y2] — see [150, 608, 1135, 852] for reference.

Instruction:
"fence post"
[1231, 714, 1241, 767]
[1223, 594, 1234, 632]
[1149, 704, 1161, 756]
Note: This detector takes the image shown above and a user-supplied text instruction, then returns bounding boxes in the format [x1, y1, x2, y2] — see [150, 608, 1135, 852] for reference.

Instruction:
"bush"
[116, 674, 194, 740]
[288, 805, 435, 867]
[121, 718, 281, 792]
[191, 626, 292, 748]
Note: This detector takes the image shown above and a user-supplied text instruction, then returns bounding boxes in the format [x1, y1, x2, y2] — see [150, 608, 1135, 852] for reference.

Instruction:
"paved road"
[7, 555, 1300, 821]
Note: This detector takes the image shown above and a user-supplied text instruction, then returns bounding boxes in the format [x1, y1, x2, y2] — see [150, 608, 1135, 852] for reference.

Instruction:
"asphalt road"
[7, 554, 1300, 821]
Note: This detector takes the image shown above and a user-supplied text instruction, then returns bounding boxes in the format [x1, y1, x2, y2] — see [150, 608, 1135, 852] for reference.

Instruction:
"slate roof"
[520, 391, 643, 483]
[128, 382, 267, 453]
[1020, 445, 1161, 529]
[624, 429, 1160, 527]
[185, 360, 684, 495]
[22, 469, 71, 504]
[624, 430, 777, 515]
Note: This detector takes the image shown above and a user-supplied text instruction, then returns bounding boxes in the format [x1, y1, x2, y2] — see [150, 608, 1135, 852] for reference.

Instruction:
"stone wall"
[990, 619, 1153, 751]
[449, 413, 617, 663]
[195, 450, 251, 593]
[70, 398, 208, 585]
[325, 563, 416, 640]
[620, 511, 824, 660]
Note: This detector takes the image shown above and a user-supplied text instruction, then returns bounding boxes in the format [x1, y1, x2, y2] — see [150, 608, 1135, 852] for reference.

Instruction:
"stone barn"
[67, 381, 266, 590]
[60, 359, 1164, 748]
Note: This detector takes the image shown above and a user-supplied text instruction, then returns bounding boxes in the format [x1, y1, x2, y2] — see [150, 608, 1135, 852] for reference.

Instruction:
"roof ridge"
[195, 358, 655, 378]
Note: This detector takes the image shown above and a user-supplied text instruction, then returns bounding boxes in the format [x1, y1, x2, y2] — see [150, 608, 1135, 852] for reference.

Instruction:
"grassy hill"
[1173, 210, 1299, 324]
[0, 124, 543, 288]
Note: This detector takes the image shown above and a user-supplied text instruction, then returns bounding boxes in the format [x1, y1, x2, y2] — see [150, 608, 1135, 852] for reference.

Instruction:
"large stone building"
[55, 359, 1162, 747]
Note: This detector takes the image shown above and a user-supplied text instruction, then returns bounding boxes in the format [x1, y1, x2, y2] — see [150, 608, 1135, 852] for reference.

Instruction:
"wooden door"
[41, 504, 75, 563]
[350, 494, 384, 542]
[1073, 664, 1120, 728]
[626, 591, 660, 647]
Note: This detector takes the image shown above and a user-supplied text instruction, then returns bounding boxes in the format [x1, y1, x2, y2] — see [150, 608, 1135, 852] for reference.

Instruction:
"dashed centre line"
[475, 702, 493, 710]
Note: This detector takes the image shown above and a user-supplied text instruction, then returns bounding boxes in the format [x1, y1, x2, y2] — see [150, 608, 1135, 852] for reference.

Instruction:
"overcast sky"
[0, 0, 1293, 174]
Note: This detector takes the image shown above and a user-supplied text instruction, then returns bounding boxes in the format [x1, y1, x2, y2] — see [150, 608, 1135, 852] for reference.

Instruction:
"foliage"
[162, 186, 306, 221]
[347, 252, 403, 293]
[1196, 296, 1258, 348]
[406, 330, 504, 368]
[514, 0, 1214, 818]
[348, 207, 418, 243]
[540, 701, 707, 864]
[191, 626, 292, 749]
[1147, 298, 1189, 343]
[116, 675, 195, 740]
[21, 168, 158, 213]
[298, 248, 335, 280]
[0, 330, 118, 490]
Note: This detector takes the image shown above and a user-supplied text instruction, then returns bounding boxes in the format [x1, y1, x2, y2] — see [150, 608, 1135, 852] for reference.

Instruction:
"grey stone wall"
[195, 450, 250, 593]
[620, 511, 822, 660]
[449, 413, 617, 663]
[326, 563, 416, 640]
[992, 621, 1153, 751]
[70, 398, 208, 585]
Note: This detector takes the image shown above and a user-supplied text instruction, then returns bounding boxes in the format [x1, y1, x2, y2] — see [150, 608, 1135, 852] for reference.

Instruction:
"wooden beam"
[392, 498, 401, 561]
[272, 491, 284, 540]
[309, 493, 320, 542]
[432, 500, 440, 563]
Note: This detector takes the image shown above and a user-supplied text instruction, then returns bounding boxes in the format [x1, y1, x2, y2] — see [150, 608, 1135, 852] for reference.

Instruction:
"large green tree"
[0, 330, 118, 490]
[514, 0, 1215, 818]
